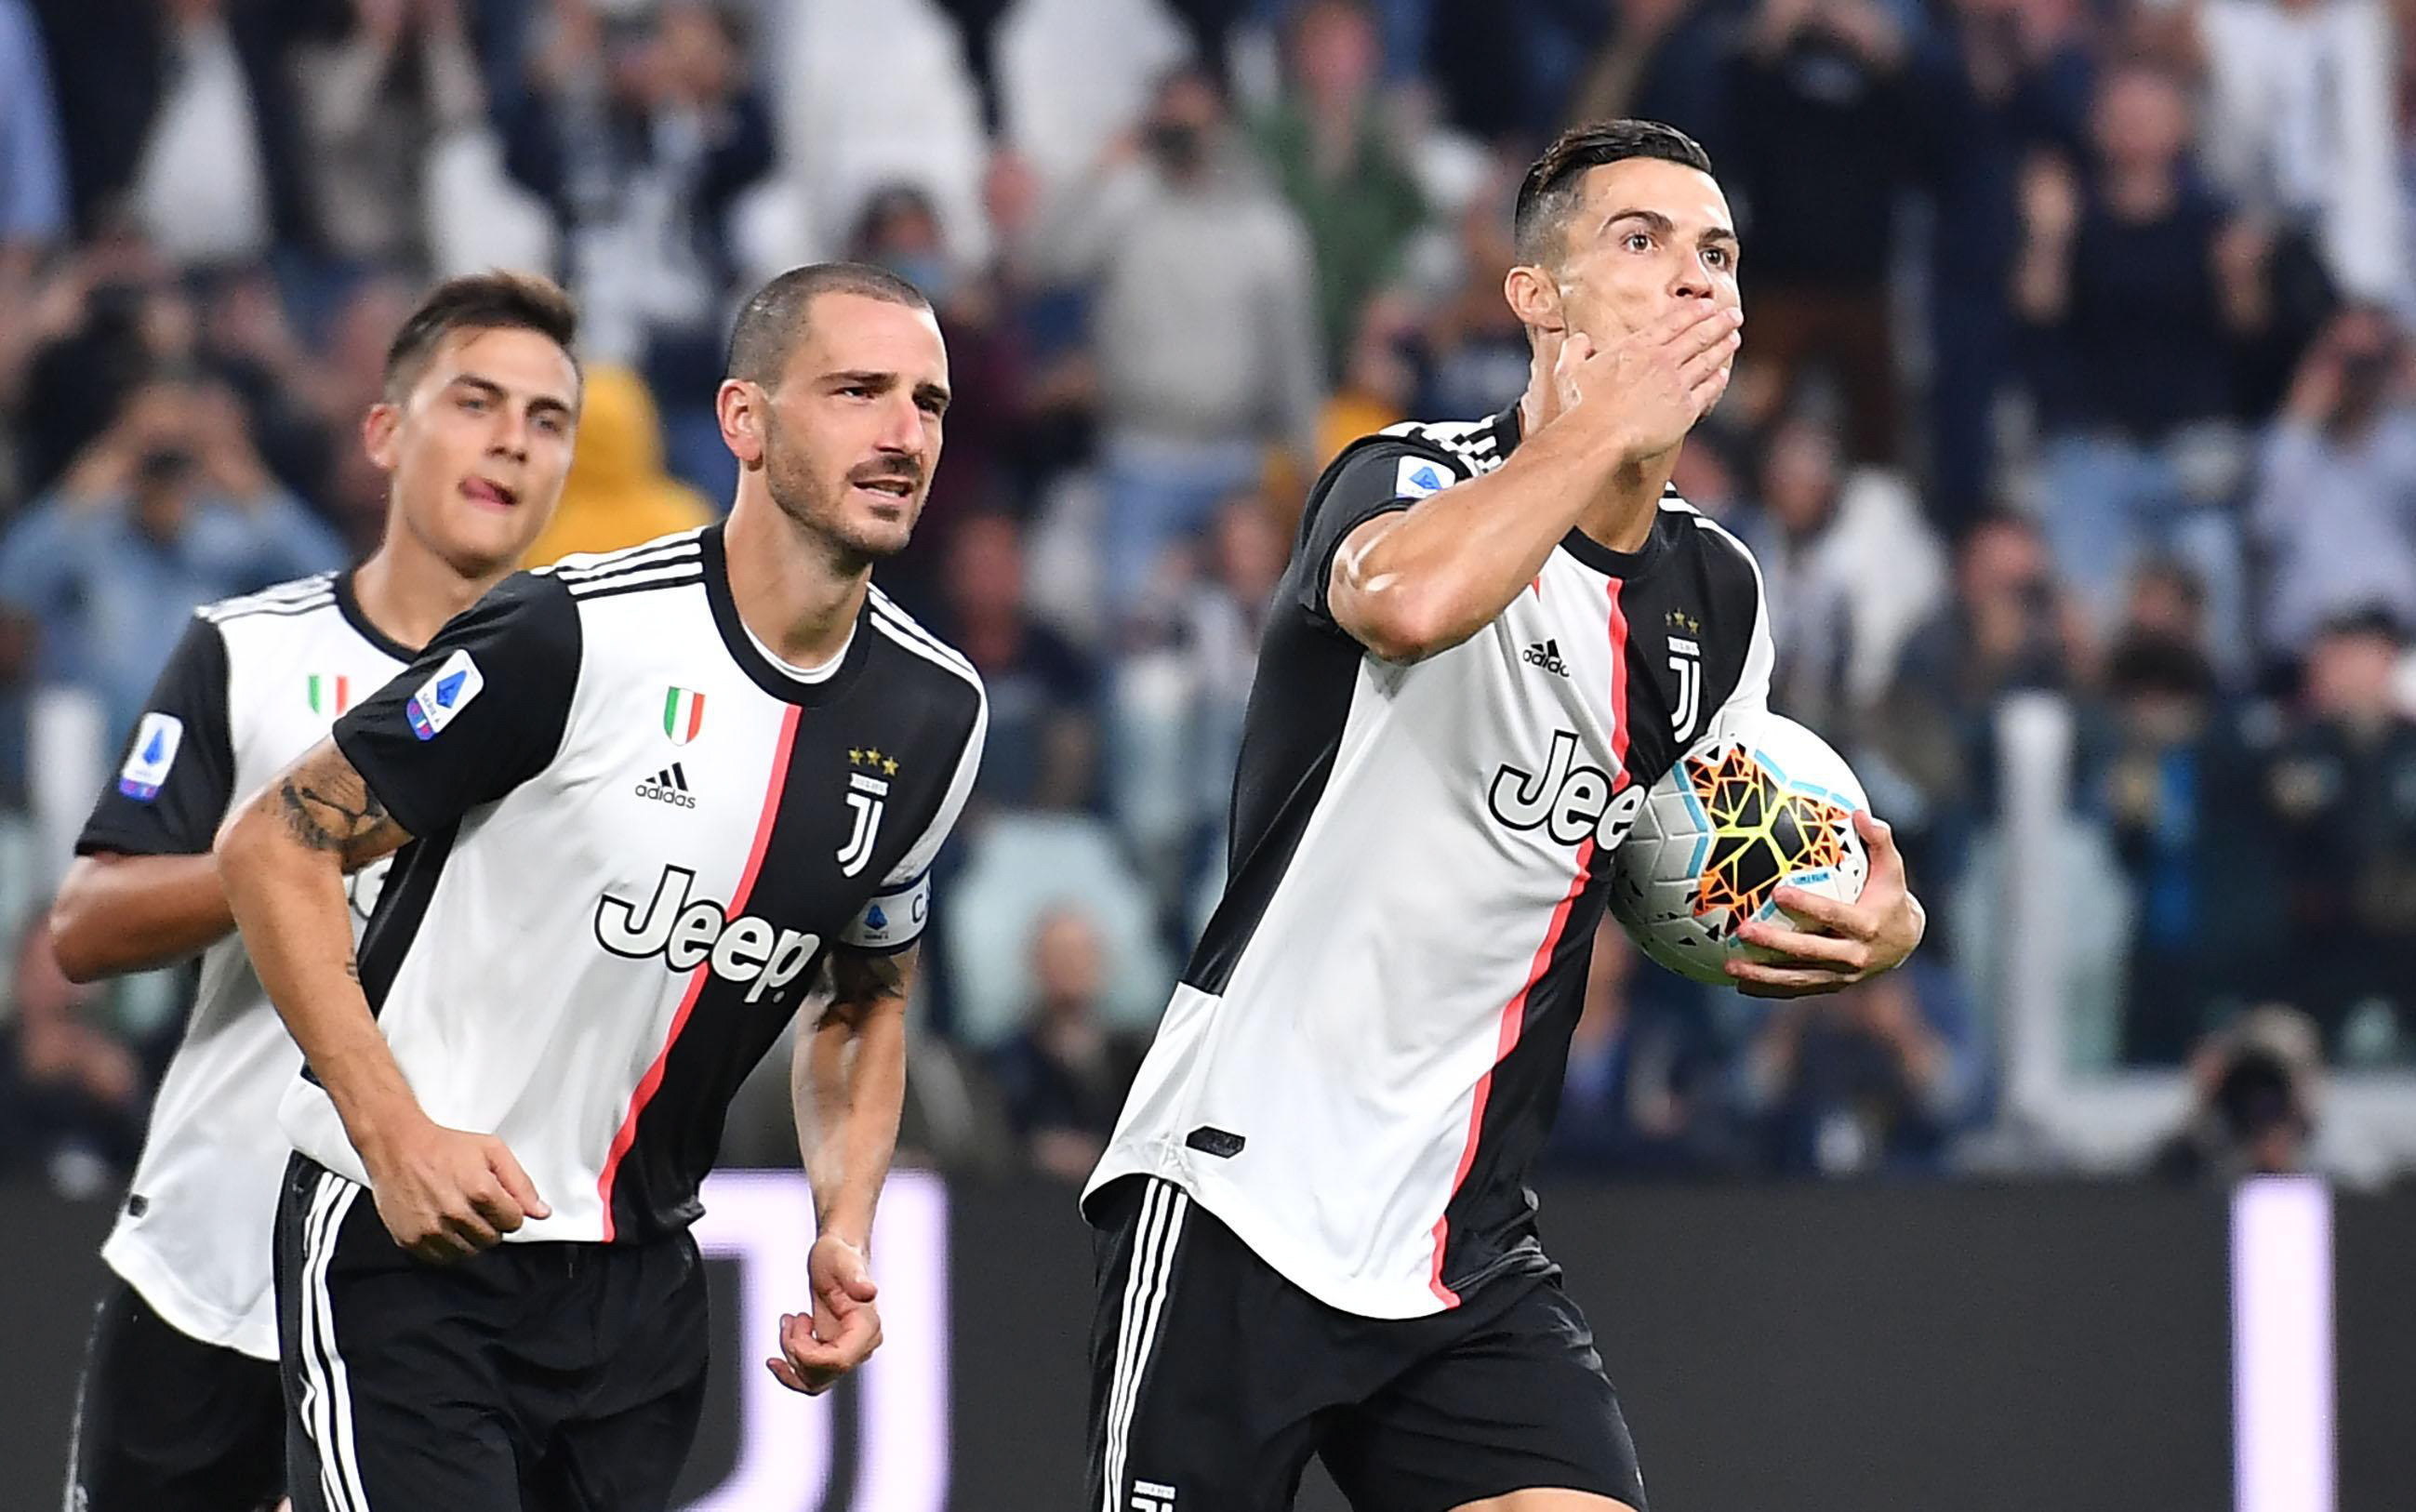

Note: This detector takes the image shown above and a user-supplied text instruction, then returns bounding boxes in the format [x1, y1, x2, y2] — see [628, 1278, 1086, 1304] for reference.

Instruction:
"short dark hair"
[1513, 120, 1717, 266]
[725, 261, 934, 388]
[382, 270, 579, 401]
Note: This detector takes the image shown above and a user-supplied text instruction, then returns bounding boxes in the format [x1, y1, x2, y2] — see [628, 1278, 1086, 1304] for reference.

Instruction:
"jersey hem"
[101, 1231, 278, 1360]
[1083, 1140, 1452, 1321]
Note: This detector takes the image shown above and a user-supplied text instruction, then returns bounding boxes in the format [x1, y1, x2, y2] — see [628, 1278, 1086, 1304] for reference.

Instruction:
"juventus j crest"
[838, 748, 894, 877]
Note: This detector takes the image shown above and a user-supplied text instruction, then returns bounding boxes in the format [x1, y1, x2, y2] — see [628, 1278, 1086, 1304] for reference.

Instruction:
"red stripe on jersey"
[596, 703, 801, 1240]
[1605, 579, 1632, 783]
[1427, 837, 1596, 1306]
[1427, 578, 1632, 1305]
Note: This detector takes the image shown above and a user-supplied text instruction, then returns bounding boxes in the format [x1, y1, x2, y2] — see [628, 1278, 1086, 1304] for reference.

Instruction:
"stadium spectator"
[1541, 919, 1735, 1175]
[2256, 606, 2416, 1053]
[2192, 0, 2406, 308]
[2250, 305, 2416, 667]
[1025, 62, 1321, 627]
[1563, 0, 1735, 155]
[1723, 0, 1918, 465]
[1106, 487, 1287, 925]
[929, 511, 1100, 813]
[1910, 0, 2094, 525]
[1737, 410, 1947, 733]
[988, 907, 1148, 1181]
[1253, 0, 1427, 377]
[2148, 1003, 2323, 1180]
[12, 233, 197, 496]
[110, 0, 321, 264]
[1409, 163, 1531, 423]
[2095, 632, 2277, 1061]
[0, 0, 67, 416]
[2012, 60, 2263, 664]
[1742, 967, 1979, 1175]
[1866, 510, 2084, 899]
[2, 915, 141, 1195]
[0, 375, 345, 745]
[498, 0, 775, 497]
[288, 0, 486, 272]
[520, 364, 715, 569]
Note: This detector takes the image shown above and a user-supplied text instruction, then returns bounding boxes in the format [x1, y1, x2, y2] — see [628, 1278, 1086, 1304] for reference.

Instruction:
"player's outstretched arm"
[218, 736, 550, 1262]
[1328, 300, 1740, 664]
[770, 943, 914, 1396]
[49, 852, 236, 982]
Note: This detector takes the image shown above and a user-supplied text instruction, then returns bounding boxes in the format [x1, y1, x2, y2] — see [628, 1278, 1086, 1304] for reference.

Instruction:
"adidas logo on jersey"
[593, 865, 821, 1004]
[635, 763, 697, 808]
[1522, 639, 1571, 677]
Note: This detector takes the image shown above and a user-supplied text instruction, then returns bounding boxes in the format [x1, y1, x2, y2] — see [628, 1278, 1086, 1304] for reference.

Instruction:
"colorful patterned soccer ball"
[1608, 715, 1871, 986]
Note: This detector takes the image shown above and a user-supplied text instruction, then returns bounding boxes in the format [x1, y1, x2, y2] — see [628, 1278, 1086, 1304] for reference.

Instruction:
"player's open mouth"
[460, 478, 519, 509]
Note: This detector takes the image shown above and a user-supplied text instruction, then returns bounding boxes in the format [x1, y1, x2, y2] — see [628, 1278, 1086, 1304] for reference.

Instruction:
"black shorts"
[1086, 1177, 1648, 1512]
[272, 1154, 709, 1512]
[68, 1277, 285, 1512]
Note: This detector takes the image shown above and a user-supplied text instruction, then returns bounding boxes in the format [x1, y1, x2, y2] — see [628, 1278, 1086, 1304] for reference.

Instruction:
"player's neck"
[1519, 374, 1676, 557]
[352, 532, 511, 653]
[723, 490, 869, 668]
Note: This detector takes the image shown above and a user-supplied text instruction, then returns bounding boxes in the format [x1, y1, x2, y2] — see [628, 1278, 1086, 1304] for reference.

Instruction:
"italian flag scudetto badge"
[307, 675, 352, 715]
[664, 686, 707, 746]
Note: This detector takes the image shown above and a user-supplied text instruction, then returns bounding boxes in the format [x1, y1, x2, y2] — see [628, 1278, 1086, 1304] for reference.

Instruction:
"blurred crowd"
[3, 0, 2415, 1194]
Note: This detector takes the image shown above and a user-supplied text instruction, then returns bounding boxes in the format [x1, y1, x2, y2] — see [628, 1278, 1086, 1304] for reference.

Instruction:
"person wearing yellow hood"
[521, 365, 717, 567]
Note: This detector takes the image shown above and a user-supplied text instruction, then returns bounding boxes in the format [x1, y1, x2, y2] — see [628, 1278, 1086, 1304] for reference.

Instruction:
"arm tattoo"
[274, 752, 405, 867]
[818, 946, 913, 1028]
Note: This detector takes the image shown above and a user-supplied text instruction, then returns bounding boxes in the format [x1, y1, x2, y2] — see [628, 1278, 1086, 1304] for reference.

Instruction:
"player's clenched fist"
[767, 1233, 884, 1395]
[1554, 300, 1741, 463]
[362, 1117, 551, 1263]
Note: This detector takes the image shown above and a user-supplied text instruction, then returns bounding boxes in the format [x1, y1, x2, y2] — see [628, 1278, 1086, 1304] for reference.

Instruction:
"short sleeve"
[839, 688, 989, 953]
[1294, 442, 1465, 624]
[332, 573, 582, 838]
[75, 614, 235, 856]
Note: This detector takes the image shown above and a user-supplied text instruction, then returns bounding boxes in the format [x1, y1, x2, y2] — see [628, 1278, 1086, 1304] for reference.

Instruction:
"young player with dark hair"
[217, 261, 985, 1511]
[1085, 121, 1927, 1512]
[59, 270, 583, 1512]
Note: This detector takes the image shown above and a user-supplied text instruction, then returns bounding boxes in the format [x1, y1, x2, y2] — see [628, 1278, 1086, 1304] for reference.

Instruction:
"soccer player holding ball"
[1086, 122, 1925, 1512]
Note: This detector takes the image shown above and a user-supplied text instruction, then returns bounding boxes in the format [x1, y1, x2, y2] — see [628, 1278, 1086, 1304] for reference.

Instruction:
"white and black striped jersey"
[1085, 403, 1775, 1319]
[277, 525, 986, 1242]
[80, 572, 414, 1359]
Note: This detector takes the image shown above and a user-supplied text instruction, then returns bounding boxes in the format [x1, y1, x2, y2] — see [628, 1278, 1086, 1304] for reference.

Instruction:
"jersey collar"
[1489, 400, 1674, 581]
[334, 569, 421, 664]
[697, 523, 874, 707]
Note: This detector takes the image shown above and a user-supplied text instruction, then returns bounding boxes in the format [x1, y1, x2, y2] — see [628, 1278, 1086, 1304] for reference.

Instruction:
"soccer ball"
[1608, 714, 1871, 986]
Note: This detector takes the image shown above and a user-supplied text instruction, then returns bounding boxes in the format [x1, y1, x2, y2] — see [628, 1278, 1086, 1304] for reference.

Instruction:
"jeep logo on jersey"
[594, 866, 821, 1003]
[1488, 728, 1649, 848]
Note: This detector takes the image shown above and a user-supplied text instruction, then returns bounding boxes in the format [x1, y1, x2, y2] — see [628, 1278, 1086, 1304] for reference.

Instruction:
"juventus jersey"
[82, 572, 413, 1359]
[1085, 403, 1774, 1319]
[279, 525, 985, 1243]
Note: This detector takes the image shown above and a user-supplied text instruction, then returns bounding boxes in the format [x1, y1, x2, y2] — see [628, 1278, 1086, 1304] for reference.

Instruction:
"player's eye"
[458, 394, 488, 413]
[840, 384, 875, 399]
[1704, 245, 1732, 269]
[1624, 232, 1654, 253]
[534, 412, 566, 434]
[916, 395, 946, 417]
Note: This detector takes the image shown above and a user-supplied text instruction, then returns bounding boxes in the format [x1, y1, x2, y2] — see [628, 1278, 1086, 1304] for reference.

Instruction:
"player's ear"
[362, 402, 403, 472]
[717, 378, 766, 469]
[1505, 263, 1565, 338]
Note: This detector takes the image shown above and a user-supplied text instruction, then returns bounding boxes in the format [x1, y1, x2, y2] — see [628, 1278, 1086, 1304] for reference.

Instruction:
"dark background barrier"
[5, 1177, 2354, 1512]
